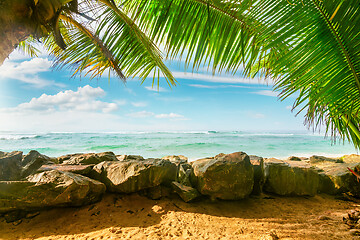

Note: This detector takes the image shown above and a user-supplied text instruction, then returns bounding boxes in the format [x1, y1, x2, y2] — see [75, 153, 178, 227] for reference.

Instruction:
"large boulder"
[316, 162, 360, 196]
[0, 170, 105, 213]
[340, 154, 360, 163]
[190, 152, 254, 200]
[249, 155, 265, 195]
[89, 159, 177, 193]
[0, 151, 23, 181]
[21, 150, 51, 178]
[62, 152, 118, 165]
[263, 159, 320, 196]
[38, 164, 94, 176]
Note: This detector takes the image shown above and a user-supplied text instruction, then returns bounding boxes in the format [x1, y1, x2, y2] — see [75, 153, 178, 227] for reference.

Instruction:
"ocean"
[0, 131, 357, 161]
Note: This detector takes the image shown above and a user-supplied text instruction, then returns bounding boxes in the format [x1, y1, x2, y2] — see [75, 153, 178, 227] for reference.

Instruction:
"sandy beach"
[0, 192, 356, 240]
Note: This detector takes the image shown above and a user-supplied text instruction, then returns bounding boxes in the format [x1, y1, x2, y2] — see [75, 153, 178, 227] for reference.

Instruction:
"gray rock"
[0, 170, 105, 213]
[89, 159, 177, 193]
[0, 151, 23, 181]
[172, 182, 201, 202]
[62, 152, 118, 165]
[191, 152, 254, 200]
[263, 158, 320, 196]
[310, 155, 343, 164]
[250, 156, 265, 195]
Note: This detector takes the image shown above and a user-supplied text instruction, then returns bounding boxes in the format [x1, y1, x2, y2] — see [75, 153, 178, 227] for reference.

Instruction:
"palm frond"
[97, 0, 176, 86]
[17, 36, 41, 58]
[44, 13, 126, 80]
[121, 0, 277, 79]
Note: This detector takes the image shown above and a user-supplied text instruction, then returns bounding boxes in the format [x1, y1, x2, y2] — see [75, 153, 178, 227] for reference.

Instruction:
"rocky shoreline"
[1, 150, 360, 223]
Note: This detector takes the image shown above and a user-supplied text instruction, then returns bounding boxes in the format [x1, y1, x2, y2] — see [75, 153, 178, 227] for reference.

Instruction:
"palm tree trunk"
[0, 25, 31, 64]
[0, 0, 35, 64]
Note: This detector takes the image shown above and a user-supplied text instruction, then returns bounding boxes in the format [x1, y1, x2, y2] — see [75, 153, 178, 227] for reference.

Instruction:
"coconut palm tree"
[1, 0, 360, 148]
[0, 0, 175, 86]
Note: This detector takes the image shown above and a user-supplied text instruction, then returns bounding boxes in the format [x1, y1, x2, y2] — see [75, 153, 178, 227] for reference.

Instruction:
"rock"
[117, 155, 144, 161]
[21, 150, 50, 178]
[162, 155, 188, 165]
[62, 152, 118, 165]
[172, 181, 201, 202]
[89, 159, 177, 193]
[57, 153, 82, 164]
[191, 152, 254, 200]
[177, 163, 193, 187]
[0, 170, 106, 213]
[341, 154, 360, 163]
[250, 156, 265, 195]
[22, 150, 51, 166]
[287, 156, 302, 161]
[0, 151, 23, 181]
[317, 162, 360, 196]
[38, 164, 94, 176]
[263, 159, 320, 196]
[310, 155, 343, 164]
[349, 229, 360, 236]
[249, 155, 263, 161]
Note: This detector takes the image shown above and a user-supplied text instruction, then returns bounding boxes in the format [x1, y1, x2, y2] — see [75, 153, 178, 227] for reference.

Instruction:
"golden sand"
[0, 193, 355, 240]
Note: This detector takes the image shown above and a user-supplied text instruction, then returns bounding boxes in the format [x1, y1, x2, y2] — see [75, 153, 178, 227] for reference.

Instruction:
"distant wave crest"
[0, 134, 42, 140]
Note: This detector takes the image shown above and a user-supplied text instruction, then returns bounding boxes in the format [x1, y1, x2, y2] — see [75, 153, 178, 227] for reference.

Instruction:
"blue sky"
[0, 50, 309, 133]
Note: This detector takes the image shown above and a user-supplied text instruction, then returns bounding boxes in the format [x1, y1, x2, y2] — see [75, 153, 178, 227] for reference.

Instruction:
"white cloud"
[188, 84, 215, 89]
[172, 72, 272, 85]
[114, 99, 127, 106]
[155, 113, 184, 119]
[188, 84, 254, 89]
[249, 113, 265, 119]
[144, 86, 167, 92]
[286, 105, 293, 110]
[156, 96, 193, 102]
[126, 111, 155, 118]
[3, 85, 118, 114]
[126, 111, 187, 120]
[0, 58, 63, 88]
[252, 90, 279, 97]
[131, 102, 148, 107]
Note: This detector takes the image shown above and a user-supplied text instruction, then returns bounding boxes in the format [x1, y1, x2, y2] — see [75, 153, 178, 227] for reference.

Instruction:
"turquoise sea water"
[0, 131, 357, 160]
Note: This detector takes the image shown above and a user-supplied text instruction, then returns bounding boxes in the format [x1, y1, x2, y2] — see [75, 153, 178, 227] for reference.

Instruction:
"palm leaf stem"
[59, 13, 126, 80]
[342, 114, 360, 141]
[312, 0, 360, 93]
[98, 0, 175, 85]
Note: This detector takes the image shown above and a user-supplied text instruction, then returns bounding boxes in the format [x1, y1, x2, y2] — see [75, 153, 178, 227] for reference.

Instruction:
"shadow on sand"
[0, 192, 354, 239]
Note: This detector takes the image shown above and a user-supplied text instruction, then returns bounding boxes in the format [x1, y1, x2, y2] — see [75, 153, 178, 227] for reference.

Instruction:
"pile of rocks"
[1, 150, 360, 219]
